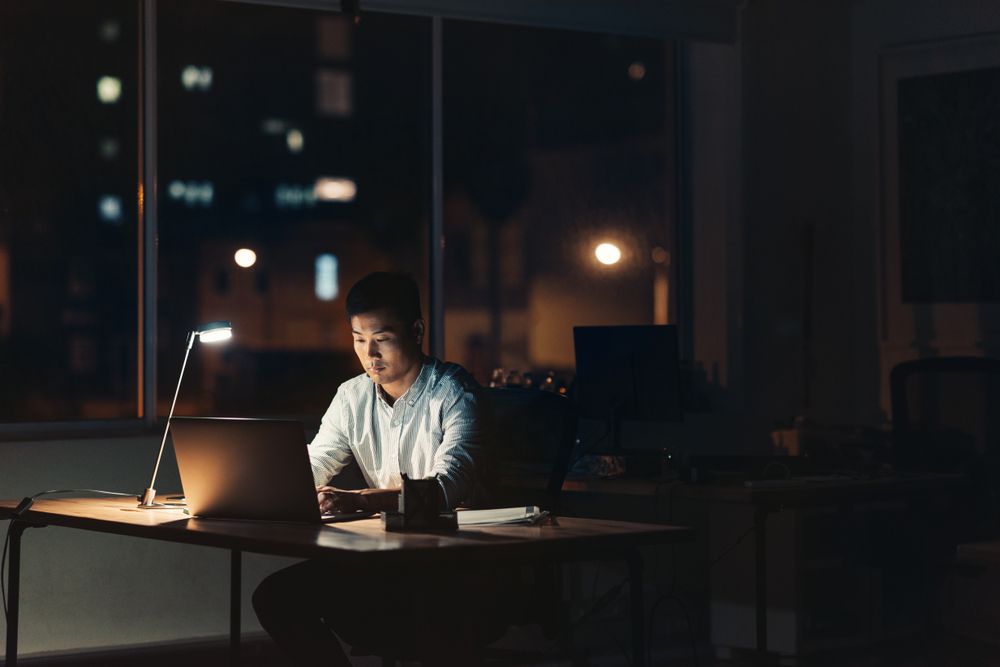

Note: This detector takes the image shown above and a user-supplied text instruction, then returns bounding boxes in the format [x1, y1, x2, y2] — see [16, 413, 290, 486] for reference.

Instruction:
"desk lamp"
[139, 320, 233, 508]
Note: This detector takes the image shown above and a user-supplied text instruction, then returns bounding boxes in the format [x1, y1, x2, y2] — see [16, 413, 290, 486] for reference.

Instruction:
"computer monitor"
[573, 325, 682, 450]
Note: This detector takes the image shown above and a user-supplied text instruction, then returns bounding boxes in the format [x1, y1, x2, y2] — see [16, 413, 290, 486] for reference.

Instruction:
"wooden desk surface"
[0, 497, 692, 565]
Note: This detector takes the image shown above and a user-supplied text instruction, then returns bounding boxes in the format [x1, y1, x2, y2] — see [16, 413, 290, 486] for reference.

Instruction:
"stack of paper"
[457, 505, 548, 527]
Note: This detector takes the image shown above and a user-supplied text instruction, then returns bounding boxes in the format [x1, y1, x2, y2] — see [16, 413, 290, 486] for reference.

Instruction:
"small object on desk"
[457, 506, 549, 527]
[382, 474, 457, 531]
[571, 454, 626, 478]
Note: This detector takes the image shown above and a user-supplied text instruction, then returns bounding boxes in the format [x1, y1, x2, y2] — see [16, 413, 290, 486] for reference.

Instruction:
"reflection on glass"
[442, 21, 676, 384]
[158, 2, 430, 419]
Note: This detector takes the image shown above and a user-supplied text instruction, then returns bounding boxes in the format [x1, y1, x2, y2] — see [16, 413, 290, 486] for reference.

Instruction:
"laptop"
[169, 416, 374, 523]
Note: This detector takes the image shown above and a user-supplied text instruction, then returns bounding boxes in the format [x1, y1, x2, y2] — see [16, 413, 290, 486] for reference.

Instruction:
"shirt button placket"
[393, 404, 404, 472]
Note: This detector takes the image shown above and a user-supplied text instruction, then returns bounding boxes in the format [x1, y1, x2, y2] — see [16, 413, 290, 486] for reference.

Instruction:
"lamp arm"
[143, 331, 196, 503]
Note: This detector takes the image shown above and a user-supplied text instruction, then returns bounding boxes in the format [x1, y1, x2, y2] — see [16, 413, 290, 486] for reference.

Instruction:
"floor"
[11, 626, 998, 667]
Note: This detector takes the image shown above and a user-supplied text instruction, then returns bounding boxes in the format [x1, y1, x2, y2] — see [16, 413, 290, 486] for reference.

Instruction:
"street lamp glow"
[97, 76, 122, 104]
[595, 242, 622, 265]
[234, 248, 257, 268]
[286, 128, 304, 153]
[314, 177, 357, 202]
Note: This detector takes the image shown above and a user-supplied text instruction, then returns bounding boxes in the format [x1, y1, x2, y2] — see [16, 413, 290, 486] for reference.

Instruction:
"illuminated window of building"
[315, 254, 338, 301]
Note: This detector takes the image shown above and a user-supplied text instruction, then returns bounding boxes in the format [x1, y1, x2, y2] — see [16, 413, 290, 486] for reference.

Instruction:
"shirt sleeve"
[308, 388, 354, 487]
[432, 382, 482, 509]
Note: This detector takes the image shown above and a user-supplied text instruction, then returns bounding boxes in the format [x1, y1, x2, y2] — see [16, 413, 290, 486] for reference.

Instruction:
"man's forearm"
[358, 487, 400, 512]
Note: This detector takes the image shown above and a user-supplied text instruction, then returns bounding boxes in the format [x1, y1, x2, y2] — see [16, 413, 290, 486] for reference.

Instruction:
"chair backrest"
[475, 386, 578, 512]
[890, 356, 1000, 471]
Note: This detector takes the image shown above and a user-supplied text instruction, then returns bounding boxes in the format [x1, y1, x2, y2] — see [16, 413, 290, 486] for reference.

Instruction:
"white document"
[457, 505, 547, 526]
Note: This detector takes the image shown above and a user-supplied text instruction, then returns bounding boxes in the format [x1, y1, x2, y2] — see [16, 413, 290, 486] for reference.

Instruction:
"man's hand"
[316, 486, 369, 514]
[316, 486, 401, 514]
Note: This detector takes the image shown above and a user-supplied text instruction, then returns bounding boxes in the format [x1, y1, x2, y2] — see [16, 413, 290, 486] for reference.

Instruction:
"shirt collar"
[401, 357, 433, 406]
[374, 356, 433, 408]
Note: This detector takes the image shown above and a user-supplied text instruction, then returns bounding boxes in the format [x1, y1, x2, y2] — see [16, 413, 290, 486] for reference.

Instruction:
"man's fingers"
[318, 491, 338, 513]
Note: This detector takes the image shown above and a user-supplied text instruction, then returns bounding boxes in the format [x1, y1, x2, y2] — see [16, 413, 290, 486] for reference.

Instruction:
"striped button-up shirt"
[308, 357, 481, 509]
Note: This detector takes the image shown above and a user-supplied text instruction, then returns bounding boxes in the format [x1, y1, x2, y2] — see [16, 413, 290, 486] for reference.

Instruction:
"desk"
[0, 497, 692, 667]
[675, 474, 964, 662]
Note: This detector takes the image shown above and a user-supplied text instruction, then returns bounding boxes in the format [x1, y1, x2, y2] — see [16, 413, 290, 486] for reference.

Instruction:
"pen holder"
[382, 474, 457, 531]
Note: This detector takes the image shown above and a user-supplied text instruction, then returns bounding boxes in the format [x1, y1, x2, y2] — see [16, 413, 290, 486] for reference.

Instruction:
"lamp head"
[194, 320, 233, 344]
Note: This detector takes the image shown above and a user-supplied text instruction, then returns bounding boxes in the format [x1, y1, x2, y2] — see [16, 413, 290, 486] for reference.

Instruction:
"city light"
[261, 118, 287, 135]
[274, 184, 317, 209]
[286, 128, 305, 153]
[628, 61, 647, 81]
[234, 248, 257, 268]
[314, 177, 357, 202]
[99, 20, 120, 43]
[316, 69, 353, 117]
[166, 180, 214, 207]
[98, 137, 119, 160]
[98, 195, 122, 223]
[315, 254, 339, 301]
[97, 76, 122, 104]
[181, 66, 213, 91]
[595, 242, 622, 265]
[651, 246, 670, 265]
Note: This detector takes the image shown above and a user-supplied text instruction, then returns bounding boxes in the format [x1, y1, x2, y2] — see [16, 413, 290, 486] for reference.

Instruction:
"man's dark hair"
[345, 272, 422, 324]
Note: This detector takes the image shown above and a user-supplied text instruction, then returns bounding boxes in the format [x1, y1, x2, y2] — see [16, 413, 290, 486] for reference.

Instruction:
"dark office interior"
[3, 0, 1000, 665]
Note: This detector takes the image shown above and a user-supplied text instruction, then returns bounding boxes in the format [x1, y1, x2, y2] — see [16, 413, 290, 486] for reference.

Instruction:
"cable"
[2, 488, 136, 623]
[20, 488, 137, 505]
[711, 524, 756, 568]
[655, 480, 685, 595]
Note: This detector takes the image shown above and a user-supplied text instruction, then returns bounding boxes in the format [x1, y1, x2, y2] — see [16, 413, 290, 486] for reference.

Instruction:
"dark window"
[0, 0, 140, 422]
[442, 21, 676, 385]
[157, 2, 430, 419]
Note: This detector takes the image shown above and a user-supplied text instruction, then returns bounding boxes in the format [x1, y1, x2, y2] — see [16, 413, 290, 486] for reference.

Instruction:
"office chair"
[891, 356, 1000, 470]
[476, 386, 579, 512]
[890, 355, 1000, 540]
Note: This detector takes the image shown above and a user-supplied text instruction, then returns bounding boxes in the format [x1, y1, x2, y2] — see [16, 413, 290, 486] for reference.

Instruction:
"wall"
[0, 435, 295, 656]
[738, 0, 868, 426]
[850, 0, 1000, 643]
[684, 0, 869, 454]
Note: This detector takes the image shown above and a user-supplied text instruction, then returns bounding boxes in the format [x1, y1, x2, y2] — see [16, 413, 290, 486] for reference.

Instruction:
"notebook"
[169, 416, 374, 524]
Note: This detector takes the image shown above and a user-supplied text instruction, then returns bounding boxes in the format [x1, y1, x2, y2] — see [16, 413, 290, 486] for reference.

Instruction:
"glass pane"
[158, 2, 430, 420]
[442, 22, 676, 388]
[0, 0, 140, 422]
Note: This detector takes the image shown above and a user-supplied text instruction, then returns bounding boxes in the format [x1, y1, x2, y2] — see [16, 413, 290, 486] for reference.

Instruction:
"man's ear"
[413, 319, 425, 346]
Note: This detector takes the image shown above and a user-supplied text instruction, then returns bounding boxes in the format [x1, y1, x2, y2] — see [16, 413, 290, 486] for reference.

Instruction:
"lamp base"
[138, 487, 158, 508]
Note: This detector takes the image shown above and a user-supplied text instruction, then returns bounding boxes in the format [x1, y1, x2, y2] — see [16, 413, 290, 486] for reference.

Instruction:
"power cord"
[2, 488, 136, 622]
[711, 524, 756, 568]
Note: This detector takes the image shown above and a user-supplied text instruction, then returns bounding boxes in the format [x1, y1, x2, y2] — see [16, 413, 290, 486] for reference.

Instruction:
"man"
[252, 271, 484, 666]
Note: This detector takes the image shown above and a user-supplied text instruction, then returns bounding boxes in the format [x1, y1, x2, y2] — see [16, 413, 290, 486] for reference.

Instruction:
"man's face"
[350, 308, 423, 389]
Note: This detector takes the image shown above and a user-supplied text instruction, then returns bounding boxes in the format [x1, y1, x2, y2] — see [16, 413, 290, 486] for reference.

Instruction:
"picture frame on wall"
[879, 34, 1000, 370]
